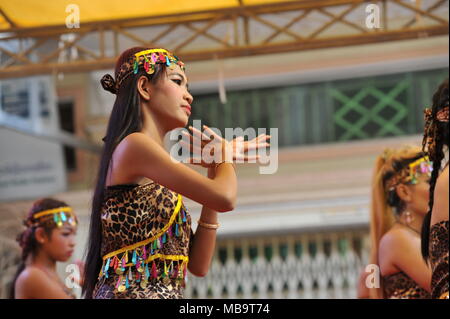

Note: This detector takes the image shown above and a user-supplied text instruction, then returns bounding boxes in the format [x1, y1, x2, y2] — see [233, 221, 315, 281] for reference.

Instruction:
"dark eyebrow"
[170, 72, 189, 89]
[170, 72, 186, 80]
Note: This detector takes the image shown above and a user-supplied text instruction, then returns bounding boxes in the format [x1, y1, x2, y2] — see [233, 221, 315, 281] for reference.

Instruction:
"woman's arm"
[381, 230, 432, 292]
[111, 132, 237, 212]
[356, 268, 371, 299]
[15, 267, 73, 299]
[188, 167, 221, 277]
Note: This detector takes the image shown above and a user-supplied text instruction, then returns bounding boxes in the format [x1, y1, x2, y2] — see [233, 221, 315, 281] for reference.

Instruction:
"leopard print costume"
[383, 272, 431, 299]
[429, 220, 449, 299]
[92, 182, 194, 299]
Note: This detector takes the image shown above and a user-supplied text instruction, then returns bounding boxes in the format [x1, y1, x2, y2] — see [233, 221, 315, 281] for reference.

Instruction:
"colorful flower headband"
[27, 207, 78, 228]
[101, 48, 185, 94]
[406, 156, 433, 184]
[386, 156, 433, 190]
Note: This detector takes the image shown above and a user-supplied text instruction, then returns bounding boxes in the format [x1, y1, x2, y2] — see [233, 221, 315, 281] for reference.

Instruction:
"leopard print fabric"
[92, 182, 193, 299]
[429, 220, 449, 299]
[383, 272, 431, 299]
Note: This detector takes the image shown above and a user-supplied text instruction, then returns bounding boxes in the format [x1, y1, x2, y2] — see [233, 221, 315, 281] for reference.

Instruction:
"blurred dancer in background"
[9, 198, 80, 299]
[367, 145, 432, 298]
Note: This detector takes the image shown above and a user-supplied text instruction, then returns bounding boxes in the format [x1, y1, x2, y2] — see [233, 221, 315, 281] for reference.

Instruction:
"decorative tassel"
[104, 261, 109, 278]
[143, 246, 147, 259]
[136, 259, 140, 271]
[182, 210, 187, 222]
[125, 271, 130, 289]
[133, 60, 138, 74]
[61, 212, 67, 222]
[132, 250, 137, 265]
[169, 261, 174, 277]
[136, 272, 141, 283]
[115, 275, 121, 289]
[145, 263, 151, 280]
[105, 258, 110, 272]
[173, 264, 178, 279]
[162, 260, 168, 278]
[151, 261, 158, 279]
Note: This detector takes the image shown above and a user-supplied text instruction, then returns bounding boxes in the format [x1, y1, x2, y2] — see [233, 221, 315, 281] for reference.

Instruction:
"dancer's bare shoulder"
[15, 266, 71, 299]
[378, 226, 420, 273]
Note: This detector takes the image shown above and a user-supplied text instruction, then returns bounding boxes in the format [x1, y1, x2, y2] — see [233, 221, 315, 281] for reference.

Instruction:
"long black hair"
[82, 47, 167, 298]
[9, 198, 69, 299]
[421, 78, 449, 261]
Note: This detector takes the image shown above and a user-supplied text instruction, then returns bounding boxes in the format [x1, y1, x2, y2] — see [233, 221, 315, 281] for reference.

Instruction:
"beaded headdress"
[385, 156, 433, 191]
[26, 206, 78, 228]
[101, 48, 185, 94]
[423, 101, 449, 161]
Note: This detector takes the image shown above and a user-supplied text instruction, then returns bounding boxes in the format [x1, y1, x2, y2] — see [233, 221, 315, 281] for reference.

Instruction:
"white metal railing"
[185, 230, 369, 299]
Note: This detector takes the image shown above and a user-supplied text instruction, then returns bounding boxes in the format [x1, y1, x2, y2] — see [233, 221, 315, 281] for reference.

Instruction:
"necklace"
[396, 221, 421, 235]
[34, 265, 72, 295]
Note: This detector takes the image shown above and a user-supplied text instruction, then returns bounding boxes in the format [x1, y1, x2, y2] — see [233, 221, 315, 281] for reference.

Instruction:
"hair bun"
[100, 74, 117, 94]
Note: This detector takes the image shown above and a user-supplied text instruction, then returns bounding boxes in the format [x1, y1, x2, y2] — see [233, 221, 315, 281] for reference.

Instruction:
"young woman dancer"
[83, 47, 270, 299]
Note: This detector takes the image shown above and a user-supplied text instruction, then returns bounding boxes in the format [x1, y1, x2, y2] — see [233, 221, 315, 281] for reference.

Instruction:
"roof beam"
[0, 0, 447, 79]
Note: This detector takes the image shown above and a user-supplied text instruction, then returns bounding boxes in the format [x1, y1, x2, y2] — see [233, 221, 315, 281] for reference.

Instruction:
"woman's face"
[42, 225, 77, 262]
[405, 173, 430, 216]
[147, 64, 193, 131]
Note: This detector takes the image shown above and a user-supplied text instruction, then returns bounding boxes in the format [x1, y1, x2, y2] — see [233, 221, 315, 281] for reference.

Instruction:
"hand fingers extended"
[246, 142, 270, 151]
[189, 126, 211, 142]
[203, 125, 223, 141]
